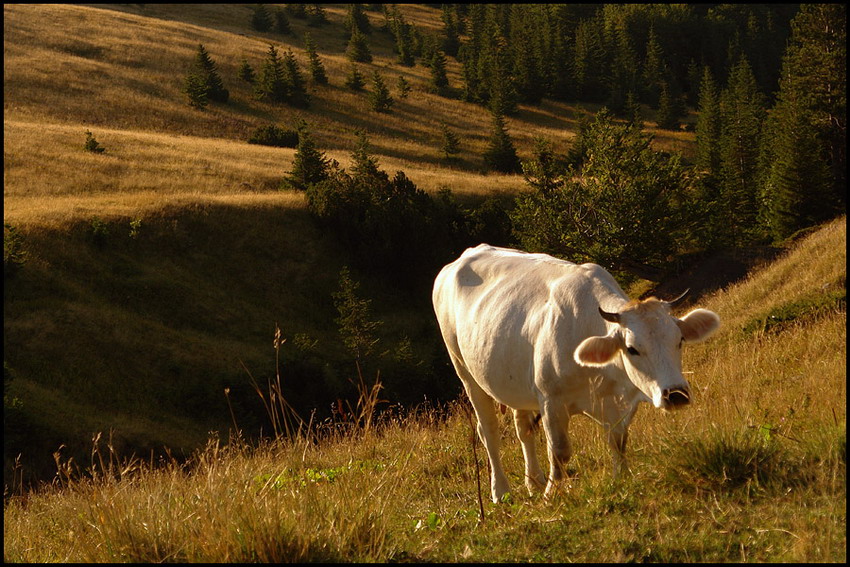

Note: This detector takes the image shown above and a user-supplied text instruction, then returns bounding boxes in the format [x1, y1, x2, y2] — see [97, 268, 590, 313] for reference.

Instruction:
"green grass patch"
[742, 288, 846, 335]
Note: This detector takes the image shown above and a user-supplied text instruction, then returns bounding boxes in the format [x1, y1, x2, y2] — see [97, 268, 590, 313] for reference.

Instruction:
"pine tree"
[759, 4, 845, 238]
[429, 49, 450, 96]
[774, 4, 846, 212]
[306, 4, 328, 27]
[251, 4, 273, 32]
[440, 5, 461, 57]
[333, 266, 382, 363]
[762, 95, 832, 239]
[484, 111, 520, 173]
[718, 56, 766, 245]
[692, 66, 725, 248]
[304, 33, 327, 85]
[345, 4, 371, 38]
[281, 48, 310, 108]
[238, 58, 256, 84]
[183, 69, 209, 109]
[254, 44, 288, 103]
[190, 44, 228, 103]
[287, 121, 330, 190]
[642, 25, 666, 108]
[274, 7, 291, 35]
[386, 5, 416, 67]
[368, 71, 394, 113]
[656, 81, 680, 130]
[344, 65, 366, 91]
[695, 66, 722, 178]
[521, 136, 559, 196]
[439, 122, 460, 160]
[347, 27, 372, 63]
[396, 75, 411, 99]
[350, 131, 382, 180]
[624, 91, 643, 129]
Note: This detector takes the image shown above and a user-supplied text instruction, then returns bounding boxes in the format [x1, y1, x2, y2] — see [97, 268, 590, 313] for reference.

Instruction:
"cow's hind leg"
[451, 357, 510, 503]
[513, 409, 546, 495]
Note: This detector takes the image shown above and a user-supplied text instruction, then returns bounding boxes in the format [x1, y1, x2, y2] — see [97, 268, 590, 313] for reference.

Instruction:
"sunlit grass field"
[4, 218, 845, 562]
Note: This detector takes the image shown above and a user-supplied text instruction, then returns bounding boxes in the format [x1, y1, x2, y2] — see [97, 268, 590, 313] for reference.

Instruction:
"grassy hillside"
[4, 217, 845, 562]
[1, 0, 840, 504]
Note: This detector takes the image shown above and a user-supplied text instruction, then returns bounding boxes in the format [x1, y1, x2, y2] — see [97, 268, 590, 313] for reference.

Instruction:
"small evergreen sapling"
[369, 71, 394, 113]
[84, 130, 105, 153]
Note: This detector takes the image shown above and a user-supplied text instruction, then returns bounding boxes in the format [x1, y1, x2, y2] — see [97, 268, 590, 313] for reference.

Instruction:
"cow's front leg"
[596, 397, 638, 479]
[513, 409, 546, 495]
[539, 400, 572, 499]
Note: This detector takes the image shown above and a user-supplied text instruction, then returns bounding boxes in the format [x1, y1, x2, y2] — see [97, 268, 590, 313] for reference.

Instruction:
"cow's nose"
[663, 388, 690, 408]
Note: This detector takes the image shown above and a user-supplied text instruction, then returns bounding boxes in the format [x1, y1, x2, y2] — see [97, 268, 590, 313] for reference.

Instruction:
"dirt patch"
[644, 246, 785, 307]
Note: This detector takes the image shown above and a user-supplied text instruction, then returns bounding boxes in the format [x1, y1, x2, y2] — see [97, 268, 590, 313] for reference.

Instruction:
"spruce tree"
[439, 121, 460, 160]
[694, 65, 724, 246]
[347, 27, 372, 63]
[345, 65, 366, 91]
[655, 81, 680, 130]
[762, 96, 832, 239]
[718, 56, 766, 245]
[281, 48, 310, 108]
[642, 26, 666, 108]
[350, 131, 382, 180]
[695, 66, 722, 178]
[484, 111, 521, 173]
[440, 5, 461, 57]
[522, 137, 559, 196]
[773, 4, 846, 212]
[392, 9, 416, 67]
[287, 121, 330, 190]
[254, 44, 287, 103]
[429, 49, 450, 96]
[345, 4, 371, 38]
[759, 5, 845, 238]
[274, 7, 291, 35]
[183, 69, 209, 109]
[304, 33, 327, 85]
[396, 75, 411, 99]
[251, 4, 273, 32]
[189, 44, 228, 104]
[369, 71, 394, 113]
[306, 4, 328, 27]
[238, 58, 256, 84]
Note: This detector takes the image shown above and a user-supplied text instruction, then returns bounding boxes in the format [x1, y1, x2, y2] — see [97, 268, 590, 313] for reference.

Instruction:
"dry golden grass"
[4, 3, 692, 229]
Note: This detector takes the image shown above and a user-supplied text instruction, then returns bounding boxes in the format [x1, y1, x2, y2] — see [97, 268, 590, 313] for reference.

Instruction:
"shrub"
[248, 124, 299, 148]
[664, 426, 794, 494]
[84, 130, 105, 153]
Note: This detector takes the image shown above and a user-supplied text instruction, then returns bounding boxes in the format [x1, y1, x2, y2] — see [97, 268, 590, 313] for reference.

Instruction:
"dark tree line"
[448, 4, 799, 122]
[184, 4, 843, 277]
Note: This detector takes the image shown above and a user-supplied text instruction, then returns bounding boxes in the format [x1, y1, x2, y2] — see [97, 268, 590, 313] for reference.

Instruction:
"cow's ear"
[575, 334, 621, 367]
[677, 309, 720, 343]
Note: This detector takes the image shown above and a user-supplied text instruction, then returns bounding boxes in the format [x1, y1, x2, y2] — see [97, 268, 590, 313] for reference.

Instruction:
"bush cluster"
[247, 124, 299, 148]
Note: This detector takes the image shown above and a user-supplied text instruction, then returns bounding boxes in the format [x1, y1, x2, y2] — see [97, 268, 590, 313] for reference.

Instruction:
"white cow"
[432, 244, 720, 502]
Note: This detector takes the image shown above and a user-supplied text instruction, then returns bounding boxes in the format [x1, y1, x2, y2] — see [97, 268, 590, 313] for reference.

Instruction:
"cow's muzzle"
[662, 387, 690, 409]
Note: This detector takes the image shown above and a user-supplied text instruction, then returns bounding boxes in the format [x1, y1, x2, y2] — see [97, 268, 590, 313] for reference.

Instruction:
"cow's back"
[433, 244, 624, 409]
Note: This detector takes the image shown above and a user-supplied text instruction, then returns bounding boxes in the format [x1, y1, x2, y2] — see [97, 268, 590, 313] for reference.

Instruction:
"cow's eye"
[626, 346, 640, 356]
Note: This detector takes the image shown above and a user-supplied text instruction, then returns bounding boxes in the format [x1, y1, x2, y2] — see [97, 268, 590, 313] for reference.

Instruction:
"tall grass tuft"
[662, 425, 793, 494]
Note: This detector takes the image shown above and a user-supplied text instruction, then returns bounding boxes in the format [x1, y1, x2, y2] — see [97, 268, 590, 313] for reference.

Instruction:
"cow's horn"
[598, 306, 620, 324]
[665, 288, 690, 306]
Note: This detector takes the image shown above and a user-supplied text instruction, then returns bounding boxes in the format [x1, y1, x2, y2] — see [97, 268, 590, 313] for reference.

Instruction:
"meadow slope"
[4, 217, 845, 563]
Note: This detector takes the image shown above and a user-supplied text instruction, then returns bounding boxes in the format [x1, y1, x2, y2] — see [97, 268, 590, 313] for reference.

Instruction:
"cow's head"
[573, 294, 720, 410]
